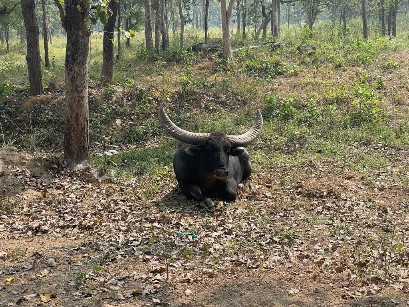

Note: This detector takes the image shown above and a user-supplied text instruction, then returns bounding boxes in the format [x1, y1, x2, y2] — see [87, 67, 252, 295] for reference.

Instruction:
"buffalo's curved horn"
[227, 110, 263, 146]
[158, 105, 210, 145]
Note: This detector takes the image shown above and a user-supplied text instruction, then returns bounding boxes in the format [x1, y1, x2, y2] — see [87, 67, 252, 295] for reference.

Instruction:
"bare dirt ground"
[1, 147, 408, 307]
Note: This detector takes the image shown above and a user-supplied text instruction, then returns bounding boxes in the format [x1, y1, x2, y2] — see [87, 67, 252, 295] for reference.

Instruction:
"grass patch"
[92, 140, 175, 178]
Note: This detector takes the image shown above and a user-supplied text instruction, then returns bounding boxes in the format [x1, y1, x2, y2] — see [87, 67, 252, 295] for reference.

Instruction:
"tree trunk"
[204, 0, 209, 43]
[161, 0, 169, 51]
[341, 7, 347, 36]
[221, 0, 234, 60]
[379, 0, 385, 36]
[236, 0, 240, 34]
[155, 0, 162, 51]
[242, 0, 246, 38]
[361, 0, 368, 39]
[256, 5, 271, 39]
[145, 0, 153, 50]
[5, 25, 9, 52]
[64, 0, 91, 169]
[178, 0, 185, 48]
[390, 0, 397, 37]
[101, 0, 118, 84]
[271, 0, 280, 38]
[41, 0, 49, 68]
[117, 0, 121, 59]
[21, 0, 43, 96]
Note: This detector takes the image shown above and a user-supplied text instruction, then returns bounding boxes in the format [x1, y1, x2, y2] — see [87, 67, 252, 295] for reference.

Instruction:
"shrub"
[264, 95, 297, 121]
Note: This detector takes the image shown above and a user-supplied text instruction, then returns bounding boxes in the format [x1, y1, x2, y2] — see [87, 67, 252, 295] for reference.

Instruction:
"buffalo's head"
[158, 105, 263, 179]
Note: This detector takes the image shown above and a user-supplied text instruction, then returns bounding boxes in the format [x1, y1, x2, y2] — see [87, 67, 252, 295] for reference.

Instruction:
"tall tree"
[21, 0, 43, 95]
[242, 0, 247, 38]
[155, 0, 162, 51]
[145, 0, 153, 50]
[221, 0, 234, 60]
[255, 3, 271, 39]
[161, 0, 169, 50]
[54, 0, 90, 169]
[40, 0, 50, 68]
[102, 0, 119, 84]
[361, 0, 368, 39]
[388, 0, 398, 37]
[117, 0, 121, 59]
[271, 0, 280, 38]
[178, 0, 185, 48]
[204, 0, 209, 42]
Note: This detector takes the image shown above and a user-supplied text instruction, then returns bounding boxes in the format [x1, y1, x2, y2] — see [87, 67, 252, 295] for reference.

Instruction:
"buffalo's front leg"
[221, 178, 238, 202]
[182, 185, 214, 211]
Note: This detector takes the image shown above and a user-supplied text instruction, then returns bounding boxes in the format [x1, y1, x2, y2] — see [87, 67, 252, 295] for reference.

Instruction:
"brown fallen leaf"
[131, 288, 143, 296]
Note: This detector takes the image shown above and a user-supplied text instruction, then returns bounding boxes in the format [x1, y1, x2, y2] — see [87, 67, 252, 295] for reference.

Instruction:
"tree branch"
[53, 0, 66, 29]
[0, 2, 19, 16]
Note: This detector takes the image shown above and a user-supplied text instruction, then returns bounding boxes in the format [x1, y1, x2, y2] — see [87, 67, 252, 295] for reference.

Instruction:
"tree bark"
[361, 0, 368, 39]
[155, 0, 162, 51]
[64, 0, 91, 169]
[204, 0, 209, 43]
[145, 0, 153, 50]
[379, 0, 385, 36]
[178, 0, 185, 48]
[117, 0, 121, 59]
[236, 0, 241, 34]
[41, 0, 49, 68]
[101, 0, 118, 84]
[271, 0, 280, 38]
[161, 0, 169, 51]
[5, 25, 10, 52]
[221, 0, 234, 60]
[255, 5, 271, 39]
[21, 0, 43, 96]
[340, 7, 347, 36]
[242, 0, 246, 38]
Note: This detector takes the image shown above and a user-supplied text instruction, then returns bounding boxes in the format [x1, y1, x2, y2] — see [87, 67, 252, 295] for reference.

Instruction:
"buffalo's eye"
[224, 146, 230, 154]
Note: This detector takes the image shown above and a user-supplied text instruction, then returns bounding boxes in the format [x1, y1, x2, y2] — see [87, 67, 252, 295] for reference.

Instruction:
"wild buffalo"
[158, 105, 263, 210]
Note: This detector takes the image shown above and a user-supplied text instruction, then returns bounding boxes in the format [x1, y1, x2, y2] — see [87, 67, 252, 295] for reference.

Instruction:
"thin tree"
[40, 0, 49, 68]
[204, 0, 209, 42]
[102, 0, 119, 84]
[361, 0, 368, 39]
[21, 0, 43, 95]
[255, 4, 271, 39]
[178, 0, 185, 48]
[117, 0, 121, 59]
[54, 0, 90, 169]
[161, 0, 169, 50]
[145, 0, 153, 50]
[221, 0, 234, 60]
[155, 0, 162, 51]
[271, 0, 280, 38]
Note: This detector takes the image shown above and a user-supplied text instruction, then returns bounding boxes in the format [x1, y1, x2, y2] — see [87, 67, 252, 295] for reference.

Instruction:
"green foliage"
[264, 95, 297, 121]
[92, 141, 174, 177]
[383, 60, 399, 70]
[347, 82, 380, 127]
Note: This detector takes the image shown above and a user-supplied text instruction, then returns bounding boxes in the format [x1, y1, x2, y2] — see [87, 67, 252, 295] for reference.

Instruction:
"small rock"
[46, 258, 57, 267]
[185, 289, 193, 296]
[0, 251, 7, 260]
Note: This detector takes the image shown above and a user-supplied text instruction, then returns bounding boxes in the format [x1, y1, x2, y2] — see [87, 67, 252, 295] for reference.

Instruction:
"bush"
[264, 95, 297, 121]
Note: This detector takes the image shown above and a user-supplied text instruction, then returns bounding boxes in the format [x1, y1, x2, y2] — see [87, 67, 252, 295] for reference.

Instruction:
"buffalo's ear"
[230, 147, 245, 156]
